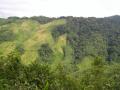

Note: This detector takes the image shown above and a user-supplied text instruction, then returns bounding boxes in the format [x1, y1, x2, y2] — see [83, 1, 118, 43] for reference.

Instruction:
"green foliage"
[51, 25, 66, 40]
[15, 44, 25, 55]
[54, 64, 80, 90]
[38, 43, 53, 62]
[0, 27, 15, 43]
[30, 16, 55, 24]
[0, 16, 120, 90]
[65, 16, 120, 62]
[23, 63, 55, 90]
[0, 52, 56, 90]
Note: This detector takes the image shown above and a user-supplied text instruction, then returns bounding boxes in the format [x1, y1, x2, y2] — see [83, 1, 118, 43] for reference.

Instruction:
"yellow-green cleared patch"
[0, 42, 16, 56]
[77, 56, 94, 72]
[53, 34, 67, 54]
[20, 19, 66, 65]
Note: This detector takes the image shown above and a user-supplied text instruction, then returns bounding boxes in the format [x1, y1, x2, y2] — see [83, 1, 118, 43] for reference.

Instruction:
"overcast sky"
[0, 0, 120, 18]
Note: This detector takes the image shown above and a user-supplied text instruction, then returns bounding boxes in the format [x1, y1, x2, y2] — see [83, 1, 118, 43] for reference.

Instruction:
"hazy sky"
[0, 0, 120, 18]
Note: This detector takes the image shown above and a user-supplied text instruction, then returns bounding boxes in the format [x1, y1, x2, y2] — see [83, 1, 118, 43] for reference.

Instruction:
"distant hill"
[0, 15, 120, 65]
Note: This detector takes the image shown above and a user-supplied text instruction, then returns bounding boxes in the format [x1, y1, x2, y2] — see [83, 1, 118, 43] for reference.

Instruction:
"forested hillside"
[0, 16, 120, 90]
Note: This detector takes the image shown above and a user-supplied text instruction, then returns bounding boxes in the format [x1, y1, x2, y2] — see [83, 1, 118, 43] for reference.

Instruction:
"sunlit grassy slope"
[0, 19, 68, 65]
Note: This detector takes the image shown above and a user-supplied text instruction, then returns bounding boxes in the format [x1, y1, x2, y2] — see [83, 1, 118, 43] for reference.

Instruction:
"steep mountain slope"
[0, 19, 68, 64]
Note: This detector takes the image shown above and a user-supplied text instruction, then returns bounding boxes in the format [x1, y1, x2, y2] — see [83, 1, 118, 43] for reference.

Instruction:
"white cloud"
[0, 0, 120, 18]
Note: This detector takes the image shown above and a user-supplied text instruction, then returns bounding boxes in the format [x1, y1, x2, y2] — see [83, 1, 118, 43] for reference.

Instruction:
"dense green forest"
[0, 15, 120, 90]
